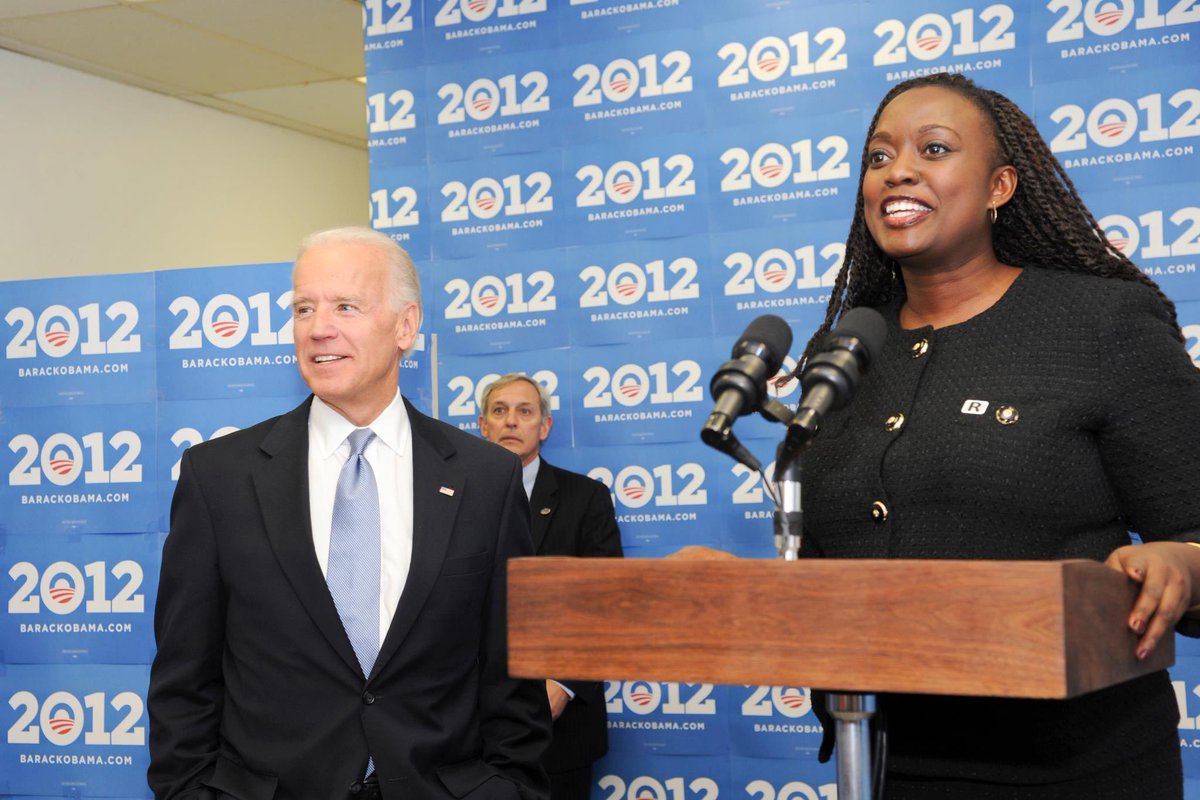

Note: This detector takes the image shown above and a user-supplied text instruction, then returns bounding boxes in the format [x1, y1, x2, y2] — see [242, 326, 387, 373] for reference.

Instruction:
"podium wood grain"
[508, 557, 1171, 699]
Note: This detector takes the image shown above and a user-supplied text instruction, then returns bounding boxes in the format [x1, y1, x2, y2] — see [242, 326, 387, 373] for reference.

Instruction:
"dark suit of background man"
[148, 228, 551, 800]
[478, 374, 623, 800]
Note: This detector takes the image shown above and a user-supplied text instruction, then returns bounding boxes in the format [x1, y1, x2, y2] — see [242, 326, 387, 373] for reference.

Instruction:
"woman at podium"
[794, 72, 1200, 798]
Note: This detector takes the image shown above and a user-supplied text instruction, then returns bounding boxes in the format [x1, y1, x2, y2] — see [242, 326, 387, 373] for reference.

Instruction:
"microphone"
[773, 307, 886, 560]
[787, 306, 887, 451]
[701, 314, 793, 470]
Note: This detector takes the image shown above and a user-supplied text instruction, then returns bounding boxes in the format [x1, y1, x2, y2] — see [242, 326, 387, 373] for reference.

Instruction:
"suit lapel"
[252, 397, 361, 677]
[528, 460, 558, 553]
[371, 400, 465, 678]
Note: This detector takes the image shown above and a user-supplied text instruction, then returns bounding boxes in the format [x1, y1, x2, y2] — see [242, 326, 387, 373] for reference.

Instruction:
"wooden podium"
[508, 557, 1169, 697]
[508, 557, 1171, 797]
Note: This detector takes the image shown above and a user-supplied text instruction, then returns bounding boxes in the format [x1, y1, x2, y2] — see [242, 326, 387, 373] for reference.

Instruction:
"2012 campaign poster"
[727, 686, 824, 759]
[0, 403, 158, 536]
[431, 249, 568, 354]
[1032, 0, 1200, 83]
[704, 110, 863, 234]
[1087, 180, 1200, 303]
[728, 754, 838, 800]
[568, 337, 720, 447]
[602, 684, 730, 756]
[0, 663, 153, 797]
[155, 263, 308, 402]
[0, 533, 163, 665]
[708, 221, 847, 340]
[558, 0, 700, 45]
[560, 235, 715, 347]
[363, 0, 426, 71]
[423, 0, 556, 64]
[154, 395, 305, 531]
[437, 346, 572, 436]
[426, 46, 563, 163]
[367, 66, 429, 168]
[858, 0, 1032, 104]
[573, 441, 729, 550]
[0, 272, 155, 409]
[1035, 66, 1200, 194]
[698, 0, 866, 127]
[429, 150, 564, 258]
[371, 162, 433, 262]
[559, 26, 708, 145]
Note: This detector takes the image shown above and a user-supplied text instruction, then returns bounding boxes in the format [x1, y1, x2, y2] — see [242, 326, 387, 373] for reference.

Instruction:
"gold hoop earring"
[989, 204, 998, 225]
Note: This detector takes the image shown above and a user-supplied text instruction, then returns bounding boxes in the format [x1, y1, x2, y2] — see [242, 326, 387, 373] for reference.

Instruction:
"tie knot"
[346, 428, 375, 458]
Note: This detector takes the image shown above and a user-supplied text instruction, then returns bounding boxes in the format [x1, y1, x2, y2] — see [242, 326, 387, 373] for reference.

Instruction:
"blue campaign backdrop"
[559, 27, 708, 145]
[431, 247, 569, 353]
[574, 440, 723, 551]
[0, 403, 160, 537]
[2, 0, 1200, 796]
[154, 262, 308, 402]
[697, 0, 867, 125]
[0, 272, 156, 409]
[703, 110, 864, 233]
[563, 131, 710, 246]
[568, 337, 720, 446]
[0, 664, 152, 797]
[1035, 66, 1200, 194]
[367, 65, 430, 168]
[437, 345, 572, 436]
[0, 533, 162, 667]
[425, 46, 563, 162]
[592, 751, 731, 798]
[429, 149, 565, 258]
[371, 161, 433, 260]
[561, 234, 715, 347]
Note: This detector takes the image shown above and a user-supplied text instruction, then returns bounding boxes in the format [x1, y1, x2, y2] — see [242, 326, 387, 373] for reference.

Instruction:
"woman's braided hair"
[797, 71, 1179, 367]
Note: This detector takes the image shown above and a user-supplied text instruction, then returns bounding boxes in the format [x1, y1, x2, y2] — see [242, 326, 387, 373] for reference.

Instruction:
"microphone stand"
[828, 693, 878, 800]
[764, 400, 880, 800]
[703, 307, 889, 800]
[757, 399, 803, 561]
[772, 446, 802, 562]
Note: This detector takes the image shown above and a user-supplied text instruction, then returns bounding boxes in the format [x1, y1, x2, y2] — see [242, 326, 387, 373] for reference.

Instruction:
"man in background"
[149, 228, 549, 800]
[479, 374, 623, 800]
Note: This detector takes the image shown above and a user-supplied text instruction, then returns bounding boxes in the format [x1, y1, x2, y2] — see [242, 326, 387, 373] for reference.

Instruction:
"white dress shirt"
[307, 391, 413, 647]
[522, 455, 540, 500]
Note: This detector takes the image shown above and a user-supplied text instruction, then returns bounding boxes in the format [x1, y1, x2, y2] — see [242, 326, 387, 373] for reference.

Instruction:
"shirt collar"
[309, 390, 410, 459]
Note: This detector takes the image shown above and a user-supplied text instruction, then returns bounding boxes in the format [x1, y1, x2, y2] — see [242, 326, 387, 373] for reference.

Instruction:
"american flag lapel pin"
[439, 486, 455, 497]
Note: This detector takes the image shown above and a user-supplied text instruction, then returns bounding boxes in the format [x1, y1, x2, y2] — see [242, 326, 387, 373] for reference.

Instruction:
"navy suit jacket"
[528, 460, 622, 774]
[148, 397, 551, 800]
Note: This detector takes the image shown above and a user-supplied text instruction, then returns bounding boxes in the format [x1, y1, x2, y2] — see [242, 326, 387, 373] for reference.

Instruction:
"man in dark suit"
[478, 374, 622, 800]
[148, 228, 550, 800]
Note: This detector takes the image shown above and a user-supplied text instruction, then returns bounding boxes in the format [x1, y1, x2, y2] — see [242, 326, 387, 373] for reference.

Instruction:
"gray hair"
[480, 373, 552, 418]
[295, 226, 423, 331]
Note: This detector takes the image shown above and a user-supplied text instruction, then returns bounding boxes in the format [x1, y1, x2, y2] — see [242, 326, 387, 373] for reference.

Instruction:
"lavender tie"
[327, 428, 381, 679]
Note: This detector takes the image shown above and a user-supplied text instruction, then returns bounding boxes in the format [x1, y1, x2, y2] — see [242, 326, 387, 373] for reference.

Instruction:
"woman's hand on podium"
[1105, 540, 1200, 660]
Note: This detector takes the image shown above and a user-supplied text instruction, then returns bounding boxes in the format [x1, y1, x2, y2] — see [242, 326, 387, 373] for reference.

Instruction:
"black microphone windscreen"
[736, 314, 793, 362]
[830, 307, 887, 359]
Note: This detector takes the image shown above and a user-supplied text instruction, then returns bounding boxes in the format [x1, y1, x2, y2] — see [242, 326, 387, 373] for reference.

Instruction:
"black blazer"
[527, 460, 622, 774]
[148, 397, 551, 800]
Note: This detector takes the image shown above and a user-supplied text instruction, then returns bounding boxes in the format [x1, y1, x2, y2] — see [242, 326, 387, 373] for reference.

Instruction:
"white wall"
[0, 48, 367, 281]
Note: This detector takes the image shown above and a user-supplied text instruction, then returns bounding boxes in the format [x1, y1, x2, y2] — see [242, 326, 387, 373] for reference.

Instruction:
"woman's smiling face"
[862, 85, 1008, 272]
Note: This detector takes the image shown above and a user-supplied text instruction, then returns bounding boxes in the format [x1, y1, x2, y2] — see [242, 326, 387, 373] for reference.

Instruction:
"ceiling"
[0, 0, 367, 148]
